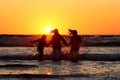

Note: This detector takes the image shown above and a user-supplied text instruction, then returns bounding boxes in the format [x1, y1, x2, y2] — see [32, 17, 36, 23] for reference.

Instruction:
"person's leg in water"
[38, 51, 43, 60]
[37, 47, 44, 60]
[52, 47, 57, 59]
[70, 47, 79, 61]
[52, 47, 62, 60]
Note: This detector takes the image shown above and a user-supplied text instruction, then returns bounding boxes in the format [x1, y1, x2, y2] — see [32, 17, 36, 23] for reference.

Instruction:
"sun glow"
[45, 26, 52, 33]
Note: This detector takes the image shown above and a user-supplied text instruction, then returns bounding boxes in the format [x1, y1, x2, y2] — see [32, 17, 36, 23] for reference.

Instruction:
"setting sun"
[45, 26, 52, 33]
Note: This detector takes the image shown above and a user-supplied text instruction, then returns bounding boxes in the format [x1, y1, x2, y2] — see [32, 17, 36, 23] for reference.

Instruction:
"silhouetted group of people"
[31, 29, 82, 60]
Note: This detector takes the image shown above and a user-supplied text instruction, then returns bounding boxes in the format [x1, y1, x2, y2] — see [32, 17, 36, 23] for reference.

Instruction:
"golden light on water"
[46, 72, 53, 75]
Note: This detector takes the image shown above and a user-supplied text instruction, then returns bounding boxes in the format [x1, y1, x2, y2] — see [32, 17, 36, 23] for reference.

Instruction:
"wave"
[0, 54, 120, 61]
[0, 74, 90, 78]
[0, 64, 38, 68]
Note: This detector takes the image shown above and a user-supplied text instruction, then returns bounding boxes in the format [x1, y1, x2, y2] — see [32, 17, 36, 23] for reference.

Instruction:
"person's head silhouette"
[51, 29, 59, 34]
[68, 29, 78, 35]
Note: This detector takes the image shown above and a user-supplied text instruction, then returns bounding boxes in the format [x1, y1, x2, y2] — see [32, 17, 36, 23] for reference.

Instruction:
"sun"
[45, 26, 52, 33]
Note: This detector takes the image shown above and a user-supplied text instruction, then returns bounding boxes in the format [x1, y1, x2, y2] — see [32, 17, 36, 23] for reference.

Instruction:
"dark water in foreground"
[0, 47, 120, 80]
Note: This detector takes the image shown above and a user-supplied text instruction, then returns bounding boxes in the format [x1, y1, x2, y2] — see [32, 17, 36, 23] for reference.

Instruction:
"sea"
[0, 47, 120, 80]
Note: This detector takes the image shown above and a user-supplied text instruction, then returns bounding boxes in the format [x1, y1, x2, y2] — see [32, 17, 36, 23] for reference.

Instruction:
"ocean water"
[0, 47, 120, 80]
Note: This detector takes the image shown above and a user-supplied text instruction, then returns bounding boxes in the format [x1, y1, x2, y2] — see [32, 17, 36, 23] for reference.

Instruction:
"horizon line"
[0, 34, 120, 36]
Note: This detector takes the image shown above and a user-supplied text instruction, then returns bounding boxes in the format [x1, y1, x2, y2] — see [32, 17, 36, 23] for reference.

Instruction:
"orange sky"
[0, 0, 120, 35]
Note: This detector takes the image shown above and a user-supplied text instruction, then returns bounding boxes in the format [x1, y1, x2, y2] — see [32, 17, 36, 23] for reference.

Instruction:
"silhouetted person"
[69, 29, 82, 54]
[31, 35, 47, 60]
[48, 29, 67, 58]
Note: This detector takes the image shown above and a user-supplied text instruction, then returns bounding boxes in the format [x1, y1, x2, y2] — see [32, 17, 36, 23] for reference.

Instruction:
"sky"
[0, 0, 120, 35]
